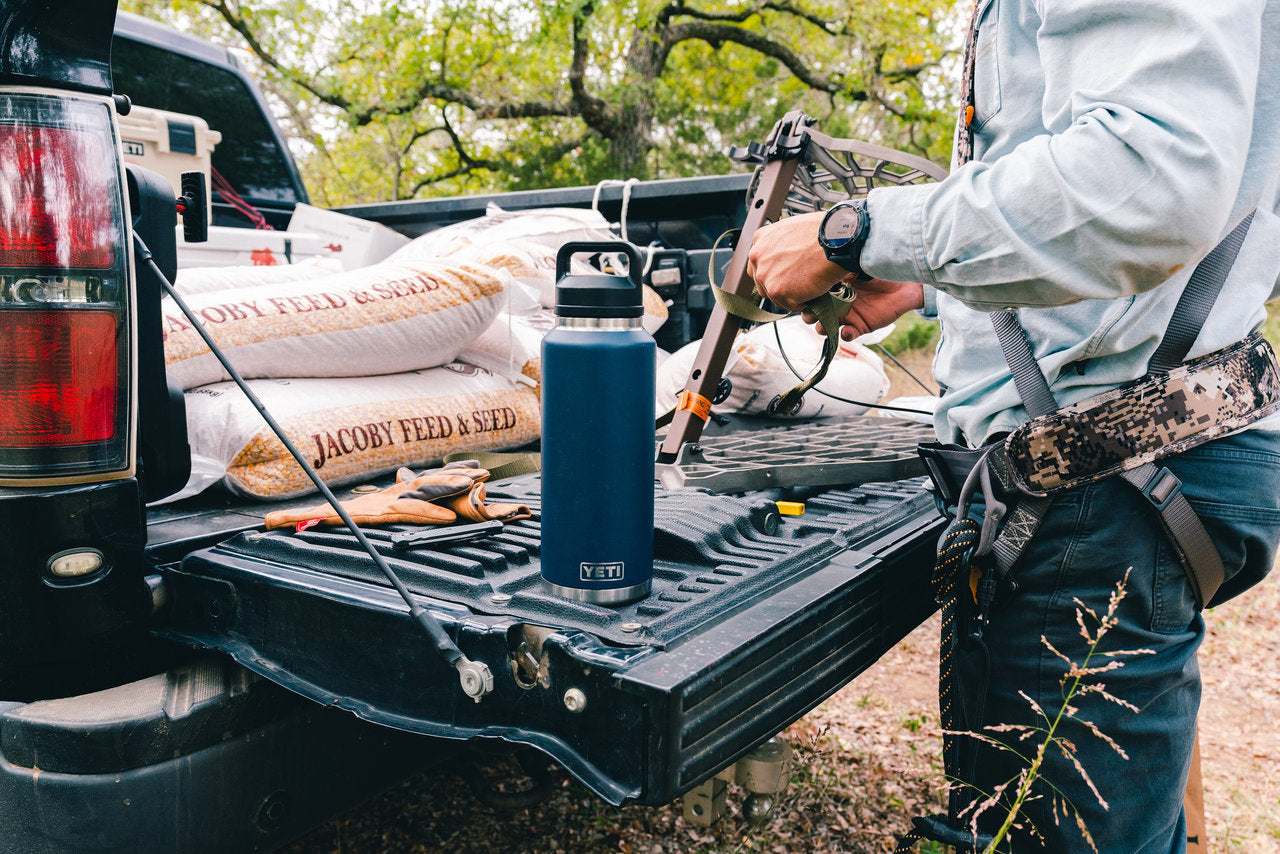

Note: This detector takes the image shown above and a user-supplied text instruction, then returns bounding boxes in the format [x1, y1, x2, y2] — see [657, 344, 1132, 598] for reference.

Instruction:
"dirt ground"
[1195, 573, 1280, 850]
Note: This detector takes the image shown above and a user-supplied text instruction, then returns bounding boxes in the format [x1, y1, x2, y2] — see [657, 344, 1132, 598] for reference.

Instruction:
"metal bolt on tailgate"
[563, 688, 588, 713]
[456, 660, 494, 702]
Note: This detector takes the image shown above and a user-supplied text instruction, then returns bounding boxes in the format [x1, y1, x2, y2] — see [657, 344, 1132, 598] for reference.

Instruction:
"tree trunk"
[609, 103, 654, 178]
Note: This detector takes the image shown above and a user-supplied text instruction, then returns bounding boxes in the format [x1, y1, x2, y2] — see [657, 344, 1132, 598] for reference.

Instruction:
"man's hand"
[747, 210, 924, 340]
[808, 276, 928, 341]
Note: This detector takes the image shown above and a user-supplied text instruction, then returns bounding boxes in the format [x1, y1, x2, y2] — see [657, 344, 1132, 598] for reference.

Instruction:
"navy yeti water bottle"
[540, 242, 655, 604]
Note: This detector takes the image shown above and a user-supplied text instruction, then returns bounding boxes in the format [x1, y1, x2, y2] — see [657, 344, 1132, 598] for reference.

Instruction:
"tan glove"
[442, 480, 533, 523]
[263, 463, 490, 530]
[400, 459, 531, 523]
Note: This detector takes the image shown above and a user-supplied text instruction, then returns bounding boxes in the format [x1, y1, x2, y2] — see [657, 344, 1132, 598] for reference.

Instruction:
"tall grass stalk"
[952, 570, 1153, 852]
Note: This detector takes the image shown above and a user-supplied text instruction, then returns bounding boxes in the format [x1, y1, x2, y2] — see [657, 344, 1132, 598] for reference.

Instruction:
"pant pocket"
[1151, 535, 1197, 634]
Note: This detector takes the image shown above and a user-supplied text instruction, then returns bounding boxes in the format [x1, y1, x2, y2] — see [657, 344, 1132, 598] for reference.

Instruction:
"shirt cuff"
[917, 284, 939, 319]
[861, 183, 938, 287]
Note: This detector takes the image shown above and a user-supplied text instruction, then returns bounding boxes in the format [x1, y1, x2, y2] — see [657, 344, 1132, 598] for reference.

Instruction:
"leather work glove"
[399, 459, 532, 523]
[437, 479, 533, 523]
[263, 461, 490, 531]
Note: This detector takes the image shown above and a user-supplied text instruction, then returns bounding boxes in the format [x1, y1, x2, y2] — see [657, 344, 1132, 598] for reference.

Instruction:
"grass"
[957, 575, 1148, 853]
[880, 312, 940, 356]
[1262, 307, 1280, 351]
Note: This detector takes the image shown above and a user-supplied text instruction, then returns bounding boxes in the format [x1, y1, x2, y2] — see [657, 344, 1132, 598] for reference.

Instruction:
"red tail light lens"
[0, 93, 131, 481]
[0, 121, 116, 269]
[0, 310, 119, 445]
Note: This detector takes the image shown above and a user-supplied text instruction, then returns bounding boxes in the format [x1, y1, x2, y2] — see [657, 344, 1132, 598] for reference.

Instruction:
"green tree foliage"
[123, 0, 961, 205]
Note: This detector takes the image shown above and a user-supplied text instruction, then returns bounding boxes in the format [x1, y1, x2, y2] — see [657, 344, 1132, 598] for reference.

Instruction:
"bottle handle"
[555, 241, 643, 288]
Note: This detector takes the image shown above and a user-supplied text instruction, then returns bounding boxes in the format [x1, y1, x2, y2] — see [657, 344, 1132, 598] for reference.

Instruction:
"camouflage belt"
[993, 333, 1280, 496]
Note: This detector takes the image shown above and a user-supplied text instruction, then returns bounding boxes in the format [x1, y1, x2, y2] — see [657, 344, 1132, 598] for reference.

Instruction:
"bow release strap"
[711, 279, 857, 416]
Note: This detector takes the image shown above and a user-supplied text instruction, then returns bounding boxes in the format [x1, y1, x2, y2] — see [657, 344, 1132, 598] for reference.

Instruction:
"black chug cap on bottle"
[554, 241, 644, 318]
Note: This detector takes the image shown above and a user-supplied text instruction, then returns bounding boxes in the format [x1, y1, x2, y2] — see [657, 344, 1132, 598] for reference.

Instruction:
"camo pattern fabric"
[1002, 334, 1280, 493]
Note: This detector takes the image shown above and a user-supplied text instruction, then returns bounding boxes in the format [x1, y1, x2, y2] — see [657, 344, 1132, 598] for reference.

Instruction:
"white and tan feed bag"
[184, 364, 541, 500]
[162, 261, 506, 390]
[389, 204, 616, 262]
[388, 207, 666, 331]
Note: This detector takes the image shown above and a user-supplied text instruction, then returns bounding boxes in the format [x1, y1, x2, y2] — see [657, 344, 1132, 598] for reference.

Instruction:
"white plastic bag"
[172, 257, 342, 297]
[459, 307, 556, 389]
[656, 316, 891, 419]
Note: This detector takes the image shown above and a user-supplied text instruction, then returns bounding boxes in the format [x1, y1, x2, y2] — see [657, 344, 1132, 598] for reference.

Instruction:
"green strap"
[711, 281, 855, 416]
[710, 284, 790, 324]
[443, 450, 541, 481]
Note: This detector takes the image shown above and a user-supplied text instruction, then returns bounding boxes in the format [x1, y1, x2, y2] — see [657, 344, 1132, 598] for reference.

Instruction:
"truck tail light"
[0, 93, 132, 481]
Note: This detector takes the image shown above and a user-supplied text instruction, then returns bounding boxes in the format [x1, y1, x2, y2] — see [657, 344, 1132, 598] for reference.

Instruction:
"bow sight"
[656, 109, 947, 465]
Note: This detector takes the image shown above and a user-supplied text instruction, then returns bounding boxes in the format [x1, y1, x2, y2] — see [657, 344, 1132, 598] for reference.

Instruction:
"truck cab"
[0, 2, 942, 851]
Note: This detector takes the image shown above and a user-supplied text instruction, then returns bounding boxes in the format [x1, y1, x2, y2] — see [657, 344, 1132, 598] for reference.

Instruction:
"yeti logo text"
[579, 562, 625, 582]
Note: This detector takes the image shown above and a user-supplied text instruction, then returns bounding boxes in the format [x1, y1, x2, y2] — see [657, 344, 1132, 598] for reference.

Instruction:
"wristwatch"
[817, 199, 870, 277]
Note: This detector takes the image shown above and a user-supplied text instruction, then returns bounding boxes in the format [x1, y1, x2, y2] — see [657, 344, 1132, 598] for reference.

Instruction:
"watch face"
[821, 203, 866, 248]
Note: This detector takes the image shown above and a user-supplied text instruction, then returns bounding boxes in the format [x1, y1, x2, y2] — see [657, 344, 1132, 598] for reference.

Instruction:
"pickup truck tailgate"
[157, 427, 943, 806]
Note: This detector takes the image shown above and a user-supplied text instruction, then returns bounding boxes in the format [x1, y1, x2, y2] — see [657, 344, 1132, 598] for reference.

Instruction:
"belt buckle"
[1139, 467, 1183, 512]
[919, 453, 960, 505]
[954, 446, 1007, 557]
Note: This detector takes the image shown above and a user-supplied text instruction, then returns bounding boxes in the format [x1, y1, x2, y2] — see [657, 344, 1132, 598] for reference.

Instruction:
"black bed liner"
[156, 456, 943, 805]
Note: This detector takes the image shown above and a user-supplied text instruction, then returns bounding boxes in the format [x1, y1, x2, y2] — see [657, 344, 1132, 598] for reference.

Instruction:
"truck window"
[111, 34, 304, 225]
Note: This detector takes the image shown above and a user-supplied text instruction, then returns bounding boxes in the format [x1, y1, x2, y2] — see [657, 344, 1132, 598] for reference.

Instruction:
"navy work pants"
[954, 429, 1280, 853]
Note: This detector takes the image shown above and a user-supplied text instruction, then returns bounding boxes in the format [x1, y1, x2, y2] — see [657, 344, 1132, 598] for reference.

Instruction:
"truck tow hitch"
[683, 737, 796, 826]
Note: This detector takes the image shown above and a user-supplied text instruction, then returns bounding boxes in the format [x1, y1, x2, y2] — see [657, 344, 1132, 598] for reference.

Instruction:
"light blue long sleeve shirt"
[860, 0, 1280, 445]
